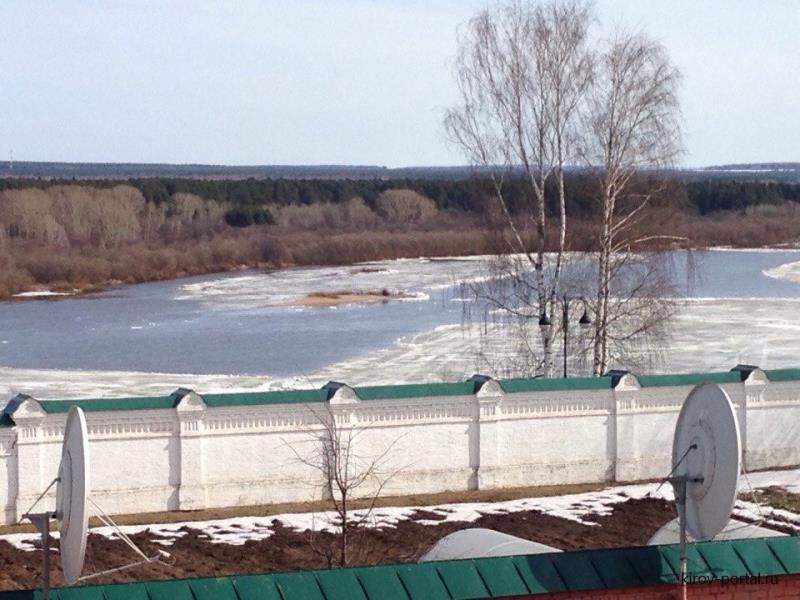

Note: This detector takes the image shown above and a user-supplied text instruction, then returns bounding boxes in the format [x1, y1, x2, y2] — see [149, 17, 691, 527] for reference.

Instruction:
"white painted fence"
[1, 367, 798, 525]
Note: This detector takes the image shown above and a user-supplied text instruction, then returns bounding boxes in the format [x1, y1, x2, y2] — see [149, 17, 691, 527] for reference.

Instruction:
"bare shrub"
[374, 189, 438, 225]
[340, 197, 381, 229]
[0, 255, 34, 296]
[274, 203, 328, 230]
[273, 198, 380, 231]
[259, 236, 290, 265]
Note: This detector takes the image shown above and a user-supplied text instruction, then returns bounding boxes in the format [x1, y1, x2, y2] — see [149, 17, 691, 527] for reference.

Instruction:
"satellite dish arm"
[78, 551, 172, 583]
[21, 476, 60, 521]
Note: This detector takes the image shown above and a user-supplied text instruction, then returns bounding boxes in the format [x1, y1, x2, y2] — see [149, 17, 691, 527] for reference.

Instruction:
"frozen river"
[2, 248, 800, 398]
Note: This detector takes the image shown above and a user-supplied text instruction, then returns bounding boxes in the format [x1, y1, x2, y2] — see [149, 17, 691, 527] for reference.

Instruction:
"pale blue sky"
[0, 1, 797, 167]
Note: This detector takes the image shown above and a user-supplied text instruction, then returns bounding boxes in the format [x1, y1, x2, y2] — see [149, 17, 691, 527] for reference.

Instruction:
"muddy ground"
[0, 497, 675, 591]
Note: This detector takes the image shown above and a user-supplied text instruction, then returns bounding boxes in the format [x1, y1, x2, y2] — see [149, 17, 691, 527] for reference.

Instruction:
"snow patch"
[6, 468, 799, 551]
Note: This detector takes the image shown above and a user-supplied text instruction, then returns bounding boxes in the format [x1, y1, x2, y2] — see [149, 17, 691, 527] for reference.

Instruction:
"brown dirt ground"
[0, 497, 675, 591]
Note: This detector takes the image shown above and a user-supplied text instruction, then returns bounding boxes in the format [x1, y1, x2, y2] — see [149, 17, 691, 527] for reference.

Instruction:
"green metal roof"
[12, 537, 799, 600]
[499, 376, 613, 394]
[38, 395, 179, 413]
[201, 389, 330, 407]
[764, 368, 800, 382]
[353, 381, 475, 401]
[637, 371, 741, 388]
[9, 364, 800, 418]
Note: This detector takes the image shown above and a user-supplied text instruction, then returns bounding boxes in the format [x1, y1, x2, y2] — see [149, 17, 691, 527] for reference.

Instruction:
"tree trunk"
[593, 187, 614, 375]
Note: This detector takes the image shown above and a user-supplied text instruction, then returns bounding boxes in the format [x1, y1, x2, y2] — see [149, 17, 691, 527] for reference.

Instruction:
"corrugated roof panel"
[52, 587, 105, 600]
[765, 537, 800, 573]
[589, 548, 643, 589]
[731, 539, 788, 576]
[695, 540, 749, 577]
[624, 545, 677, 584]
[145, 579, 194, 600]
[499, 376, 612, 394]
[435, 560, 490, 599]
[638, 372, 740, 387]
[229, 574, 284, 600]
[274, 571, 326, 600]
[351, 566, 410, 600]
[354, 382, 475, 401]
[188, 577, 239, 600]
[550, 552, 605, 591]
[474, 557, 530, 597]
[658, 544, 710, 578]
[394, 563, 453, 599]
[315, 568, 369, 600]
[97, 582, 150, 600]
[511, 554, 567, 593]
[0, 592, 32, 600]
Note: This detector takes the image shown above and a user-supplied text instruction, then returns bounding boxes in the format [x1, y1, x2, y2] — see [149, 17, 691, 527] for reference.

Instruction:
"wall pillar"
[741, 369, 767, 471]
[176, 393, 208, 510]
[474, 381, 504, 490]
[12, 402, 47, 521]
[611, 374, 641, 482]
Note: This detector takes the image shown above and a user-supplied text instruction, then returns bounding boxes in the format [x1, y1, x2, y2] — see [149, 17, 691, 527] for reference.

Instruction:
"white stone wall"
[1, 371, 799, 524]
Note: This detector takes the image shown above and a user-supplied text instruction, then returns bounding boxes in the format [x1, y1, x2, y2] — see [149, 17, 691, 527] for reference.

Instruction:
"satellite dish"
[55, 406, 90, 585]
[671, 382, 741, 541]
[667, 382, 741, 586]
[22, 404, 168, 598]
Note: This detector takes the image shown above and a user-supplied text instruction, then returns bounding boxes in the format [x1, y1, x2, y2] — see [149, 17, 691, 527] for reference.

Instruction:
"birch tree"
[582, 31, 683, 374]
[445, 0, 593, 375]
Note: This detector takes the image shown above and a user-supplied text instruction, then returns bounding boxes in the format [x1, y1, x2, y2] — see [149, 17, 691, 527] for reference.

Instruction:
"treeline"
[0, 177, 493, 213]
[4, 176, 800, 217]
[4, 179, 800, 298]
[686, 181, 800, 215]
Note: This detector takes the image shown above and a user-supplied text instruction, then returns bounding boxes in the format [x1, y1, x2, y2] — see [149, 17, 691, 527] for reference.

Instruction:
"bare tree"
[450, 3, 683, 378]
[289, 402, 401, 567]
[581, 31, 683, 373]
[445, 0, 593, 375]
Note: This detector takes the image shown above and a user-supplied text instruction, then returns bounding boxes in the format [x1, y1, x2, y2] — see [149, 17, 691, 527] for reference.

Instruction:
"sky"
[0, 1, 798, 168]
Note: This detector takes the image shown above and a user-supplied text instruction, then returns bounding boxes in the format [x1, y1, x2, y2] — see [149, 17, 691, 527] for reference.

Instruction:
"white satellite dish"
[56, 406, 90, 584]
[669, 382, 741, 582]
[22, 405, 168, 599]
[22, 405, 90, 599]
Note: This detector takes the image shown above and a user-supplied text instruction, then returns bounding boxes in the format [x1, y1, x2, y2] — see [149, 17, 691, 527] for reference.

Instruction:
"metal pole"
[42, 516, 50, 600]
[25, 513, 51, 600]
[678, 477, 687, 591]
[563, 295, 569, 378]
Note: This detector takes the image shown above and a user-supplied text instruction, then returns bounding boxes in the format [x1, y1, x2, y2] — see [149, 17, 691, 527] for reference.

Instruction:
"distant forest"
[0, 174, 800, 218]
[2, 175, 800, 221]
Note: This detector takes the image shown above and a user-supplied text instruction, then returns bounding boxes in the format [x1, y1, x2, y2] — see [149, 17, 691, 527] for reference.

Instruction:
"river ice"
[3, 250, 800, 399]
